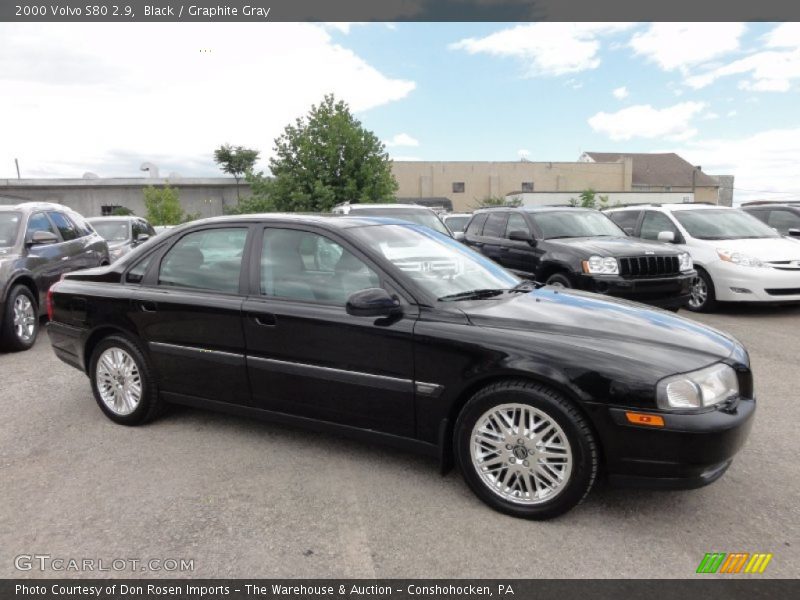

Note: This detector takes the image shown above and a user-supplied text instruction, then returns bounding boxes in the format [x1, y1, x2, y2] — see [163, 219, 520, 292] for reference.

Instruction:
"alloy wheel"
[470, 403, 573, 505]
[13, 295, 36, 343]
[95, 348, 142, 416]
[689, 276, 708, 309]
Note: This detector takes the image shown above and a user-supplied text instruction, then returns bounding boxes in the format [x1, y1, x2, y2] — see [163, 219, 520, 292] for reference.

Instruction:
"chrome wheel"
[95, 348, 142, 416]
[689, 276, 708, 309]
[470, 403, 573, 505]
[13, 295, 36, 343]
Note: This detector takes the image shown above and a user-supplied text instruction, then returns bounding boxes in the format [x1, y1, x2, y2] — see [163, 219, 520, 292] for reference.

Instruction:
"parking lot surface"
[1, 305, 798, 579]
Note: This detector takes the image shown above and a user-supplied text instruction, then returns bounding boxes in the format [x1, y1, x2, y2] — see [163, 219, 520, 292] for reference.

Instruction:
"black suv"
[741, 203, 800, 238]
[462, 207, 695, 309]
[0, 202, 109, 351]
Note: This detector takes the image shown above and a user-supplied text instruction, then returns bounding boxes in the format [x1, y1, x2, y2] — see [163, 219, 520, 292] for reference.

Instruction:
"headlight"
[657, 363, 739, 410]
[717, 248, 765, 268]
[678, 252, 693, 272]
[582, 255, 619, 275]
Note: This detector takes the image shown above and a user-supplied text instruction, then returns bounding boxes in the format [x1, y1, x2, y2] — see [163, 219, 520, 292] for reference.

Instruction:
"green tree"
[569, 189, 609, 209]
[110, 206, 134, 216]
[472, 195, 522, 210]
[143, 185, 194, 225]
[267, 94, 398, 212]
[213, 144, 260, 201]
[225, 171, 276, 215]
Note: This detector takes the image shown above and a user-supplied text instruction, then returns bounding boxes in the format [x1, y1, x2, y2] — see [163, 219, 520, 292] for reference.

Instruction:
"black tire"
[0, 285, 39, 352]
[545, 272, 572, 288]
[88, 334, 163, 425]
[454, 379, 598, 520]
[686, 268, 717, 313]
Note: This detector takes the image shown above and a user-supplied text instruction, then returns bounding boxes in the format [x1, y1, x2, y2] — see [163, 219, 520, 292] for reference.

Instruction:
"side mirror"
[135, 233, 150, 244]
[28, 230, 59, 245]
[788, 228, 800, 238]
[657, 231, 676, 243]
[508, 230, 536, 246]
[454, 231, 465, 242]
[346, 288, 402, 318]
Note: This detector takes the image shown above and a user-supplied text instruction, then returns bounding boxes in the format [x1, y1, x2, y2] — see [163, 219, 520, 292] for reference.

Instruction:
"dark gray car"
[87, 216, 157, 263]
[0, 202, 109, 351]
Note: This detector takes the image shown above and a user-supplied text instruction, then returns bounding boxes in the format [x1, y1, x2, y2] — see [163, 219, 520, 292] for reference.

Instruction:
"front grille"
[618, 255, 681, 279]
[765, 288, 800, 296]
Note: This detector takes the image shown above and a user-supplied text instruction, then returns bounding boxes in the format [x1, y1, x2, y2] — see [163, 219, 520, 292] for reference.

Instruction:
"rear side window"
[607, 210, 641, 233]
[640, 211, 679, 241]
[26, 212, 57, 239]
[126, 254, 154, 284]
[465, 213, 488, 236]
[159, 228, 248, 293]
[68, 212, 93, 237]
[482, 213, 508, 238]
[47, 211, 79, 241]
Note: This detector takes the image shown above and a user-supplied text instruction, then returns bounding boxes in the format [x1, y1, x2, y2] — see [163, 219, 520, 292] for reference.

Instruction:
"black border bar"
[3, 0, 800, 22]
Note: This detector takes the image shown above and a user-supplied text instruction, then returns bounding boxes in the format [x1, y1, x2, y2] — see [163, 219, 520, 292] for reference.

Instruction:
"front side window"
[505, 213, 531, 238]
[640, 211, 679, 241]
[531, 211, 625, 239]
[767, 209, 800, 234]
[673, 209, 780, 240]
[0, 211, 22, 247]
[465, 213, 488, 236]
[607, 210, 641, 233]
[261, 228, 379, 305]
[47, 211, 79, 241]
[159, 228, 247, 292]
[350, 225, 518, 301]
[25, 212, 55, 241]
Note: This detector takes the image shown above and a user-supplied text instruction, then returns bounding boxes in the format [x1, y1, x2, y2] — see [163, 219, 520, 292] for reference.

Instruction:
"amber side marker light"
[625, 412, 665, 427]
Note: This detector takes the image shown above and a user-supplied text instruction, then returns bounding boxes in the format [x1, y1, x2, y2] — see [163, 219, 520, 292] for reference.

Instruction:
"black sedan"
[47, 215, 755, 519]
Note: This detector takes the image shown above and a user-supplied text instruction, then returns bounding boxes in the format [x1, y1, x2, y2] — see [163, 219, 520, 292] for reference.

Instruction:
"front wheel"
[686, 269, 717, 312]
[545, 273, 572, 288]
[0, 285, 39, 351]
[89, 335, 163, 425]
[455, 380, 598, 520]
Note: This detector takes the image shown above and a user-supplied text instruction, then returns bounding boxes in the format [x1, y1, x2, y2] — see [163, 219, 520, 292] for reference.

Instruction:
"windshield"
[531, 211, 626, 239]
[674, 209, 780, 240]
[353, 208, 451, 236]
[444, 215, 471, 233]
[0, 212, 22, 248]
[90, 220, 131, 242]
[351, 224, 519, 300]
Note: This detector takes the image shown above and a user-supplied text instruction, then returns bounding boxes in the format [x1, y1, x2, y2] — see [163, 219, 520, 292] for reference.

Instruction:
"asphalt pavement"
[1, 304, 798, 578]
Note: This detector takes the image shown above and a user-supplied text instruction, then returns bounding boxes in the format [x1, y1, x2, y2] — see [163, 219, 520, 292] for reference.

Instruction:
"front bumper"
[586, 396, 755, 490]
[709, 260, 800, 303]
[577, 272, 694, 308]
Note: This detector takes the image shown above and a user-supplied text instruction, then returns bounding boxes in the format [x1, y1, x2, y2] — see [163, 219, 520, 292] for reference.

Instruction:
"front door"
[130, 226, 252, 405]
[242, 226, 416, 437]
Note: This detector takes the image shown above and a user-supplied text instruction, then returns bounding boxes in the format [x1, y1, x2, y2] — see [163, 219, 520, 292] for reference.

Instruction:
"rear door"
[475, 212, 509, 265]
[242, 225, 417, 436]
[45, 211, 85, 272]
[129, 225, 252, 405]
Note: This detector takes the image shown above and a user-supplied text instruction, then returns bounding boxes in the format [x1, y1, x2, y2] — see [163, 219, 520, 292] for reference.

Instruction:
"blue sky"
[2, 22, 799, 201]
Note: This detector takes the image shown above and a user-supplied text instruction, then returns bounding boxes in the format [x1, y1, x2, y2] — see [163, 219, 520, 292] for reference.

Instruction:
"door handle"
[253, 313, 277, 327]
[139, 301, 157, 312]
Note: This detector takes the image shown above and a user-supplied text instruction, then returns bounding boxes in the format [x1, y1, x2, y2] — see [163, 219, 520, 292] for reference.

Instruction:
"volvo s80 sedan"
[47, 215, 755, 519]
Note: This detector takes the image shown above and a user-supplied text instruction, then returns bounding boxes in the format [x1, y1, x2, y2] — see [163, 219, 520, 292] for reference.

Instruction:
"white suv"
[605, 203, 800, 311]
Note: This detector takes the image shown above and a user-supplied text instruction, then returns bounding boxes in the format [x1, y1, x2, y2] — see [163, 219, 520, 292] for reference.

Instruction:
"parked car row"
[47, 213, 756, 520]
[0, 203, 161, 351]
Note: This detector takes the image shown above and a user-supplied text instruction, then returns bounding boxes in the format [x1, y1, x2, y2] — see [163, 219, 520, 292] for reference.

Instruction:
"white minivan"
[605, 203, 800, 311]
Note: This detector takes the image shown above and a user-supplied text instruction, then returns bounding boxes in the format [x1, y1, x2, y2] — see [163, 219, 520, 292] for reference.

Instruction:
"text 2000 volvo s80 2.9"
[47, 215, 755, 519]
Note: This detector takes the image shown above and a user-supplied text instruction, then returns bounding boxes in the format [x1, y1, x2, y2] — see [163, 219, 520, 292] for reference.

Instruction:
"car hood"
[706, 237, 800, 261]
[546, 236, 679, 257]
[460, 288, 739, 372]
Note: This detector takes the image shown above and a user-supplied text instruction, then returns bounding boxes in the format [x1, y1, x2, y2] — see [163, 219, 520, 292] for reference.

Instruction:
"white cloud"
[588, 102, 706, 141]
[517, 149, 531, 159]
[0, 23, 415, 178]
[450, 23, 634, 76]
[727, 109, 738, 117]
[612, 86, 628, 99]
[675, 128, 800, 201]
[384, 133, 419, 147]
[685, 24, 800, 92]
[630, 23, 745, 72]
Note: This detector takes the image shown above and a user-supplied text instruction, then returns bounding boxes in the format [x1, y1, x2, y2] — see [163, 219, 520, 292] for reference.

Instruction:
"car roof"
[341, 203, 438, 212]
[607, 203, 727, 212]
[742, 203, 800, 209]
[0, 201, 68, 213]
[162, 213, 423, 231]
[475, 206, 595, 214]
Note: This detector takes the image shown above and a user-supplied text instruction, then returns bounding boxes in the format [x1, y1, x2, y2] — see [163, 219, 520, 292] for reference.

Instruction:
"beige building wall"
[392, 160, 633, 212]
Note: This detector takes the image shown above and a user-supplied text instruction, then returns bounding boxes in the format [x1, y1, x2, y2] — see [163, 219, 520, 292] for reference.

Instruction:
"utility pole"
[14, 158, 20, 179]
[692, 165, 702, 199]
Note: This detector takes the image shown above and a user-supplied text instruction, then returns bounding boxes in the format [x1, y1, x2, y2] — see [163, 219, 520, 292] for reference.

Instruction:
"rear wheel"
[455, 380, 598, 520]
[686, 269, 717, 312]
[89, 335, 163, 425]
[0, 285, 39, 352]
[545, 272, 572, 288]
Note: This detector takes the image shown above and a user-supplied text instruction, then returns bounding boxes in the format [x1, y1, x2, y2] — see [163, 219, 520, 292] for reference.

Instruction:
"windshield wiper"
[438, 288, 507, 302]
